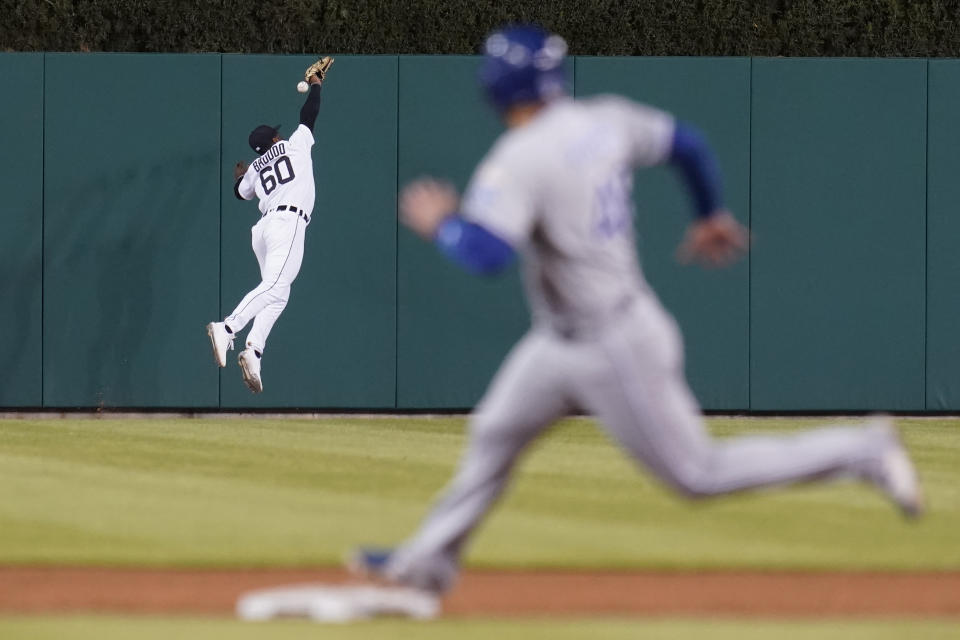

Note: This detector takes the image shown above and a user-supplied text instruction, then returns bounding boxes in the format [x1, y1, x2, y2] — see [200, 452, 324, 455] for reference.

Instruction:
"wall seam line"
[40, 53, 46, 409]
[394, 54, 400, 410]
[218, 54, 224, 410]
[923, 58, 930, 411]
[747, 56, 753, 412]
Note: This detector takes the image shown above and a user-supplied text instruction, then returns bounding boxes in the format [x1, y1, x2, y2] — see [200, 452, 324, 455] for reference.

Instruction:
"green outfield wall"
[0, 54, 43, 407]
[1, 54, 955, 411]
[750, 59, 928, 411]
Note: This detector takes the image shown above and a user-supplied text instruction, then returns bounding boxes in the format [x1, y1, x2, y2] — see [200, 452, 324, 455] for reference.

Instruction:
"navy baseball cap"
[249, 124, 281, 154]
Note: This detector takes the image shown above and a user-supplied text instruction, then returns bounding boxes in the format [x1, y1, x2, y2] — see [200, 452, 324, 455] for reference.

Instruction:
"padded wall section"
[22, 54, 945, 411]
[43, 54, 221, 407]
[750, 59, 926, 410]
[926, 60, 960, 410]
[396, 56, 527, 409]
[0, 54, 43, 407]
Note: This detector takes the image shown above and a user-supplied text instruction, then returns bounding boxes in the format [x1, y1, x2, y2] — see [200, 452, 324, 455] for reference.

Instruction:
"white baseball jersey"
[461, 96, 675, 337]
[238, 124, 317, 215]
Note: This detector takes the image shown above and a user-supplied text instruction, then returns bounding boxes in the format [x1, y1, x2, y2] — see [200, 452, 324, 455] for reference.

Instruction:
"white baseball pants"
[225, 209, 307, 353]
[383, 293, 893, 593]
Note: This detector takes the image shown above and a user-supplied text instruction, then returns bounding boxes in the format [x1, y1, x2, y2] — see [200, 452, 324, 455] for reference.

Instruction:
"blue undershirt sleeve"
[433, 215, 516, 276]
[299, 84, 323, 131]
[669, 122, 723, 218]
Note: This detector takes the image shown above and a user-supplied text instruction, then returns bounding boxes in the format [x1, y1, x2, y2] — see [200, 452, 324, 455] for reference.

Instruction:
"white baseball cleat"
[866, 417, 925, 519]
[206, 322, 234, 368]
[238, 348, 263, 393]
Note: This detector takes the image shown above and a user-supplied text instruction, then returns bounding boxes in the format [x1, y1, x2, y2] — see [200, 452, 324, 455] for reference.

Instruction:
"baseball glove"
[305, 56, 334, 83]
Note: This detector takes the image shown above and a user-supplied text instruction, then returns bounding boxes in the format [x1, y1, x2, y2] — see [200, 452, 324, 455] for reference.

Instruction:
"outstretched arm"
[299, 79, 323, 132]
[668, 123, 748, 266]
[669, 122, 723, 219]
[399, 179, 515, 276]
[434, 217, 516, 276]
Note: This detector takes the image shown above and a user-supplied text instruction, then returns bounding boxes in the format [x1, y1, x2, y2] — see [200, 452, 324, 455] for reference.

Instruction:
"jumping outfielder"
[207, 57, 333, 393]
[351, 26, 924, 594]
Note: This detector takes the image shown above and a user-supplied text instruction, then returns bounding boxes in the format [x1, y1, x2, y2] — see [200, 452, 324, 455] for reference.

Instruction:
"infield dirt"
[2, 567, 959, 618]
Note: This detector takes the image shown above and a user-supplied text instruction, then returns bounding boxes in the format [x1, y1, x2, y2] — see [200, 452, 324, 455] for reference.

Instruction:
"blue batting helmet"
[479, 25, 569, 112]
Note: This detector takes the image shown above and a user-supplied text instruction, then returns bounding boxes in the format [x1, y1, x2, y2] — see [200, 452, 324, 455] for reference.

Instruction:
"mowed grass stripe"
[1, 616, 959, 640]
[0, 417, 957, 569]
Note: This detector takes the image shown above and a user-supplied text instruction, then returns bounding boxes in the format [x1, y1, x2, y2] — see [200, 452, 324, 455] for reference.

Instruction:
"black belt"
[264, 204, 309, 223]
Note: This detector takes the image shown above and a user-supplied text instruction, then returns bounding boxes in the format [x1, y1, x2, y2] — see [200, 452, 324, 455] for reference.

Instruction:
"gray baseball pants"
[384, 294, 892, 593]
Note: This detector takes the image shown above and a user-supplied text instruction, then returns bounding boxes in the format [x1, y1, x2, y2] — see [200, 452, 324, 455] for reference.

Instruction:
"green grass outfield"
[1, 616, 959, 640]
[0, 416, 957, 569]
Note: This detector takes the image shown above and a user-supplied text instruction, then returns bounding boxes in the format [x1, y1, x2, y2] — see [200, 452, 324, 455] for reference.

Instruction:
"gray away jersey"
[238, 124, 317, 215]
[461, 96, 676, 337]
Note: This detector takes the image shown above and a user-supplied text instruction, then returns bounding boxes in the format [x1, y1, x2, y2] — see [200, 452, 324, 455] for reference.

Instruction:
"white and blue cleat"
[237, 548, 440, 624]
[347, 547, 395, 581]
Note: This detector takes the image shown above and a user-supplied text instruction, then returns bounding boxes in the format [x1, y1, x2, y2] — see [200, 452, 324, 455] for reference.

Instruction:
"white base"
[236, 583, 441, 623]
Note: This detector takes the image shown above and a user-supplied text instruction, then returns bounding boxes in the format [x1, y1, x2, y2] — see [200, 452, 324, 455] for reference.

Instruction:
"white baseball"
[297, 81, 309, 93]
